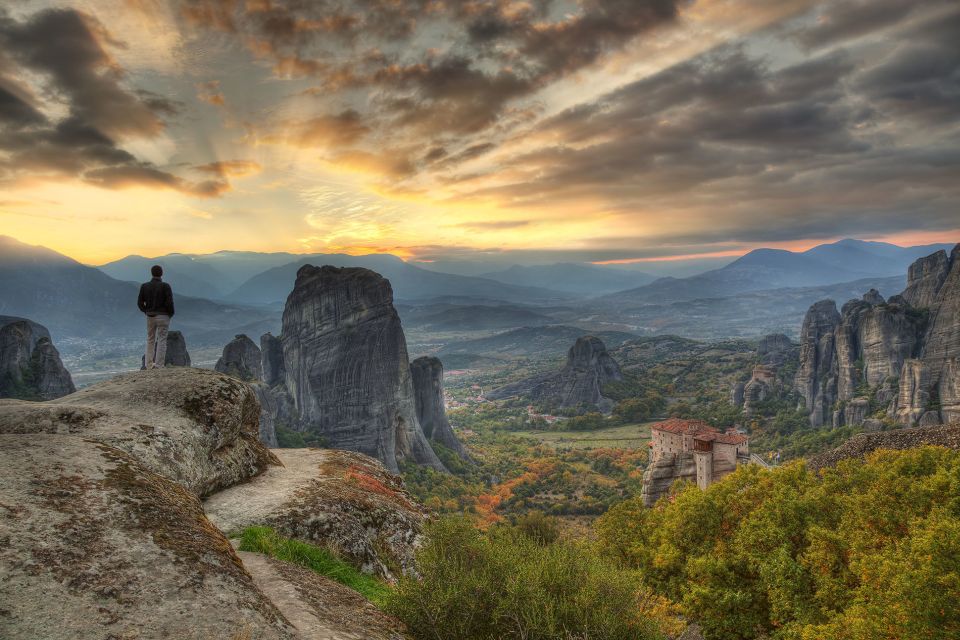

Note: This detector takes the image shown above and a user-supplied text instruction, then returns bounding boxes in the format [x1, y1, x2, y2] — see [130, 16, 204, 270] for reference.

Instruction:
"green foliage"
[274, 424, 329, 448]
[386, 517, 666, 640]
[596, 447, 960, 640]
[237, 526, 390, 605]
[558, 412, 608, 431]
[512, 510, 561, 545]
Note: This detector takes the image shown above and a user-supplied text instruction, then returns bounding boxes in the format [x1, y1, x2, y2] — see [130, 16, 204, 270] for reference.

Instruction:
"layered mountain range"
[795, 245, 960, 428]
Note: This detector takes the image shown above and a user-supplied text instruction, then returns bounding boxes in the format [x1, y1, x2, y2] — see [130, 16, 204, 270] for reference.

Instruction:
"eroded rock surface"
[487, 336, 623, 413]
[807, 423, 960, 472]
[0, 434, 295, 640]
[795, 244, 960, 428]
[216, 333, 263, 382]
[410, 356, 468, 458]
[204, 448, 428, 579]
[0, 318, 74, 400]
[165, 330, 191, 366]
[281, 266, 443, 472]
[0, 368, 276, 497]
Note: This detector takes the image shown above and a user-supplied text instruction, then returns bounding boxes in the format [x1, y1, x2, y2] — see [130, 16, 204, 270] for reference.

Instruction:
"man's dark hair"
[151, 265, 163, 277]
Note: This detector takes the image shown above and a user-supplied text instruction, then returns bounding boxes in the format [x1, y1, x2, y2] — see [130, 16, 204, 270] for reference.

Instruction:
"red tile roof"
[651, 418, 748, 445]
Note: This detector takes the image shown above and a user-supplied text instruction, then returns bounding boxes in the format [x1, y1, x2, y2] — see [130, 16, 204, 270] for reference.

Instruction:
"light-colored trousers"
[145, 314, 170, 368]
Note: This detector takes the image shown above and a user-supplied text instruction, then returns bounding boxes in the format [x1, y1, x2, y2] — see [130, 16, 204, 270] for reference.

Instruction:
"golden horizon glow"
[1, 0, 957, 266]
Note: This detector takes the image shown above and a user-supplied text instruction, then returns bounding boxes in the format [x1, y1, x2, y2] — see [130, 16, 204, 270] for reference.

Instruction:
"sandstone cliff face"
[215, 333, 263, 381]
[0, 318, 74, 400]
[487, 336, 624, 413]
[795, 300, 841, 427]
[281, 265, 444, 472]
[795, 244, 960, 428]
[410, 356, 469, 458]
[261, 332, 285, 386]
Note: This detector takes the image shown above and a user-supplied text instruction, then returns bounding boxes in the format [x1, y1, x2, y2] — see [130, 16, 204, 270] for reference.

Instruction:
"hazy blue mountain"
[402, 304, 554, 331]
[479, 263, 655, 295]
[97, 251, 306, 295]
[602, 239, 954, 304]
[225, 255, 567, 304]
[0, 236, 279, 343]
[438, 325, 638, 359]
[98, 254, 228, 299]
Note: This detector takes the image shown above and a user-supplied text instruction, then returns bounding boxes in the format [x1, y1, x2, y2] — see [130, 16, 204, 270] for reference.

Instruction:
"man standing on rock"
[138, 265, 175, 369]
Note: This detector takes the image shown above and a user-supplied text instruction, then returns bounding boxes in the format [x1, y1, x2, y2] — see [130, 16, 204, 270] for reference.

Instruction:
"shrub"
[596, 447, 960, 640]
[512, 510, 560, 545]
[238, 526, 390, 605]
[386, 517, 668, 640]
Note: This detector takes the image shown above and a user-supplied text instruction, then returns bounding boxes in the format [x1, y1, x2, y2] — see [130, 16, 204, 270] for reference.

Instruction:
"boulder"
[488, 336, 623, 414]
[165, 330, 191, 366]
[0, 434, 295, 640]
[410, 356, 468, 459]
[280, 265, 443, 472]
[0, 319, 74, 400]
[215, 334, 263, 382]
[204, 448, 428, 579]
[0, 368, 277, 497]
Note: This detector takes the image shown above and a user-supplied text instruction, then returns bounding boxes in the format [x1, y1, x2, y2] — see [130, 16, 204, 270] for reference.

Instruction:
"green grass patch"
[237, 526, 390, 605]
[510, 422, 652, 450]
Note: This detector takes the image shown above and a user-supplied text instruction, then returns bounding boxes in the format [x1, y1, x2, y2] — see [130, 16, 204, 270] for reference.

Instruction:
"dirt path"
[204, 448, 329, 534]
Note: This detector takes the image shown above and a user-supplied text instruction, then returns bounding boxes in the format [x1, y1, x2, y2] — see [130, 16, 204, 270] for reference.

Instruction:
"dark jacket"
[138, 277, 175, 317]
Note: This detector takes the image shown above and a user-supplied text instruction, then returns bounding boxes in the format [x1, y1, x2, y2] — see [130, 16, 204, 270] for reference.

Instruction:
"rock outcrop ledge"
[0, 367, 417, 639]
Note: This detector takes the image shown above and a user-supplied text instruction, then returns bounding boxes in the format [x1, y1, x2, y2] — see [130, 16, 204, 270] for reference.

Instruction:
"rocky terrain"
[410, 356, 469, 459]
[205, 448, 428, 579]
[0, 367, 416, 639]
[807, 423, 960, 471]
[487, 336, 624, 413]
[0, 317, 74, 400]
[214, 267, 459, 472]
[215, 333, 263, 381]
[730, 333, 798, 415]
[794, 245, 960, 428]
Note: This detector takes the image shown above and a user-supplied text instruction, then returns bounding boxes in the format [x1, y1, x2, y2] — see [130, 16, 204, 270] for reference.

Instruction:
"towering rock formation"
[260, 332, 285, 387]
[487, 336, 624, 413]
[280, 266, 445, 472]
[165, 330, 191, 366]
[0, 318, 74, 400]
[215, 334, 263, 382]
[731, 333, 798, 415]
[795, 301, 841, 426]
[794, 244, 960, 428]
[410, 356, 468, 459]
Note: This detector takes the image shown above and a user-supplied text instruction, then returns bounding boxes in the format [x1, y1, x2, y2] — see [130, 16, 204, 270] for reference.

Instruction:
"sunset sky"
[1, 0, 958, 265]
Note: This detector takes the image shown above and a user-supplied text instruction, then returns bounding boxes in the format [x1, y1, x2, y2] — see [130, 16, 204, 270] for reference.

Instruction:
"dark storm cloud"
[791, 0, 922, 50]
[179, 0, 682, 139]
[854, 11, 960, 126]
[442, 5, 960, 246]
[0, 7, 232, 197]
